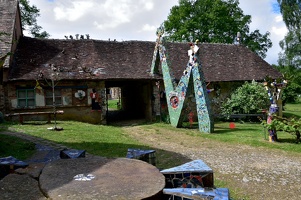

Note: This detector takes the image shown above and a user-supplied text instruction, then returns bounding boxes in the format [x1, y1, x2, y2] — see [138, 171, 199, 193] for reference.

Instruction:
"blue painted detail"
[0, 156, 28, 167]
[161, 159, 214, 188]
[163, 188, 230, 200]
[60, 149, 86, 159]
[160, 159, 212, 174]
[126, 148, 155, 159]
[126, 148, 156, 166]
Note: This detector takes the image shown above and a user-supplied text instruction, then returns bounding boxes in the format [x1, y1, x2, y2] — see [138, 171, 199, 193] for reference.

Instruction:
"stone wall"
[4, 80, 107, 124]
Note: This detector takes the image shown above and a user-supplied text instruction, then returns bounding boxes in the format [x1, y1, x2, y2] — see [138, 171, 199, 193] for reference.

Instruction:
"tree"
[275, 65, 301, 103]
[19, 0, 50, 38]
[277, 0, 301, 31]
[277, 0, 301, 67]
[164, 0, 272, 59]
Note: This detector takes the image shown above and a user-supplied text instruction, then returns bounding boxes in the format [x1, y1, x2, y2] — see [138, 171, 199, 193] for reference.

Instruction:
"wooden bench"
[5, 110, 64, 124]
[229, 113, 266, 120]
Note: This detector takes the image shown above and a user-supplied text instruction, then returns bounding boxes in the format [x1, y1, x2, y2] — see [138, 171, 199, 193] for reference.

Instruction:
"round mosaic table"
[39, 157, 165, 200]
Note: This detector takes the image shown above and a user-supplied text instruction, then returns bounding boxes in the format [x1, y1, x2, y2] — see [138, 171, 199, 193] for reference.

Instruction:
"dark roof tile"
[8, 37, 282, 82]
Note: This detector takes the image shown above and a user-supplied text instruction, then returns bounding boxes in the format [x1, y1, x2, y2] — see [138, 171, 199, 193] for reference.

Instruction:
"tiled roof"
[166, 42, 282, 82]
[8, 36, 282, 82]
[0, 0, 18, 56]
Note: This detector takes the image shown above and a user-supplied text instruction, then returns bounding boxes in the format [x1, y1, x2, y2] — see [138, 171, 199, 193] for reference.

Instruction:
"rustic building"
[0, 0, 282, 124]
[0, 0, 22, 112]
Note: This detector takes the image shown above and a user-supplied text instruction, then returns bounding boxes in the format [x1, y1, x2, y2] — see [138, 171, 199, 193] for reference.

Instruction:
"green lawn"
[1, 115, 300, 161]
[0, 134, 35, 160]
[108, 99, 121, 110]
[1, 103, 301, 159]
[1, 103, 301, 200]
[284, 103, 301, 118]
[1, 121, 146, 159]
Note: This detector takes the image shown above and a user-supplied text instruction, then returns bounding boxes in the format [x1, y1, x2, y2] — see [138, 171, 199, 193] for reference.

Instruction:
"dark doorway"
[105, 81, 152, 123]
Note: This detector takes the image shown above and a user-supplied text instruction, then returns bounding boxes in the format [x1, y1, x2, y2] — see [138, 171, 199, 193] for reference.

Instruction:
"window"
[17, 89, 35, 108]
[45, 89, 62, 106]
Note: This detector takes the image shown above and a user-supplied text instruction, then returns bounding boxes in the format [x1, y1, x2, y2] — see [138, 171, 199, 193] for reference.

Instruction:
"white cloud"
[54, 1, 94, 21]
[271, 26, 287, 36]
[275, 15, 283, 23]
[239, 0, 288, 64]
[140, 24, 157, 32]
[144, 2, 154, 10]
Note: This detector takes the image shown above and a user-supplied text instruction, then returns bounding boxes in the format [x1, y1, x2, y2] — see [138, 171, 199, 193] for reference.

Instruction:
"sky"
[26, 0, 288, 65]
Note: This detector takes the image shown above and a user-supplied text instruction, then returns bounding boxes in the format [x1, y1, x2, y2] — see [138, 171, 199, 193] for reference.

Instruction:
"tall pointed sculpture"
[151, 26, 214, 133]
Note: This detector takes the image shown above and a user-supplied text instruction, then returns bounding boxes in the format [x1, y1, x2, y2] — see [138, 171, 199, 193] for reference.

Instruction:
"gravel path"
[123, 126, 301, 200]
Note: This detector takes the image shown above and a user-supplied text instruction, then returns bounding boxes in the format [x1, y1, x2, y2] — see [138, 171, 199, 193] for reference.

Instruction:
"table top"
[39, 156, 165, 200]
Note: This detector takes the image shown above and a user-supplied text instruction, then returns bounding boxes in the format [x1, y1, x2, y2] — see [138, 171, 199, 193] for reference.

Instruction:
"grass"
[1, 103, 301, 199]
[108, 99, 120, 110]
[283, 103, 301, 118]
[1, 104, 301, 161]
[1, 121, 147, 158]
[0, 134, 35, 160]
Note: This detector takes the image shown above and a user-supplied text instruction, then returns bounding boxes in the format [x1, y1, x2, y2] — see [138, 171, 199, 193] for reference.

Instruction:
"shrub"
[261, 116, 301, 143]
[221, 81, 270, 118]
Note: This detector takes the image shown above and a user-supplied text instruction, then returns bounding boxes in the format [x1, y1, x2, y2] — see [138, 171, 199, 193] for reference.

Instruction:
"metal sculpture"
[151, 26, 214, 133]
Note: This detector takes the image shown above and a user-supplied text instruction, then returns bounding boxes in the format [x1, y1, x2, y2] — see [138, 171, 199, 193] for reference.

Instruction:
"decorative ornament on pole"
[264, 77, 287, 142]
[234, 32, 241, 45]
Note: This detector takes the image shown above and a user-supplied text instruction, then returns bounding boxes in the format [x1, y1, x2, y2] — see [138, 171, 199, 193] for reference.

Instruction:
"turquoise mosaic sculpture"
[151, 26, 214, 133]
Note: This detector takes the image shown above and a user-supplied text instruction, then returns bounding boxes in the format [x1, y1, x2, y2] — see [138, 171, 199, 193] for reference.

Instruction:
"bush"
[221, 81, 270, 118]
[282, 82, 301, 103]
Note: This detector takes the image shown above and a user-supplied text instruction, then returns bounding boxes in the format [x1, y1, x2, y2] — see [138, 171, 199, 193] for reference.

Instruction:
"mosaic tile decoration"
[126, 148, 156, 166]
[0, 156, 28, 167]
[163, 188, 230, 200]
[264, 80, 287, 142]
[151, 25, 213, 133]
[60, 149, 86, 159]
[160, 160, 213, 173]
[161, 160, 214, 188]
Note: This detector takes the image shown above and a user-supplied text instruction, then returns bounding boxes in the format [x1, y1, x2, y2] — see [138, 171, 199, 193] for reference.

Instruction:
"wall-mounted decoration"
[75, 90, 86, 100]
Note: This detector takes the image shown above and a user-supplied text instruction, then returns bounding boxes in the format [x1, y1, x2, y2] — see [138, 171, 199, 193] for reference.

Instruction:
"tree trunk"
[296, 130, 300, 143]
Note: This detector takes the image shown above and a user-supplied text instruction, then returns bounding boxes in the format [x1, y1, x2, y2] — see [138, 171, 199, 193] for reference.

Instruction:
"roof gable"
[0, 0, 19, 56]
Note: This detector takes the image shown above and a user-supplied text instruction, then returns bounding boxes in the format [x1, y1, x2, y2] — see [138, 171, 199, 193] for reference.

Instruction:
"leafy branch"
[261, 116, 301, 143]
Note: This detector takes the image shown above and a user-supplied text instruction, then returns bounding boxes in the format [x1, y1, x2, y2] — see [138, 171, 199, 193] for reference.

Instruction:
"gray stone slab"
[39, 157, 165, 200]
[0, 174, 46, 200]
